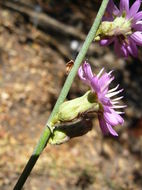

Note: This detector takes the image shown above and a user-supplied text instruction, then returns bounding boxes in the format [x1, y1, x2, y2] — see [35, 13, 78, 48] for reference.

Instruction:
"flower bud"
[51, 91, 99, 126]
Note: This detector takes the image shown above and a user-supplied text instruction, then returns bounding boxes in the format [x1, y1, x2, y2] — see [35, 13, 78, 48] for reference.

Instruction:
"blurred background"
[0, 0, 142, 189]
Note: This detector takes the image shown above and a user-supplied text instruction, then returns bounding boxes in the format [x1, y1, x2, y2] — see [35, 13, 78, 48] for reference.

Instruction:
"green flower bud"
[51, 91, 99, 126]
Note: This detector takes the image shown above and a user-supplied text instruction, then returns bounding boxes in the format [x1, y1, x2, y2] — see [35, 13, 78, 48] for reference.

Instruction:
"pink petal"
[107, 124, 118, 136]
[104, 108, 124, 126]
[104, 112, 120, 126]
[98, 116, 118, 136]
[131, 32, 142, 46]
[128, 0, 141, 18]
[91, 76, 100, 93]
[78, 67, 86, 82]
[103, 105, 112, 113]
[111, 109, 124, 125]
[100, 38, 114, 46]
[127, 38, 138, 57]
[133, 23, 142, 31]
[83, 61, 93, 80]
[114, 39, 128, 57]
[78, 62, 93, 83]
[133, 11, 142, 23]
[119, 0, 129, 14]
[99, 96, 112, 106]
[121, 44, 129, 57]
[101, 77, 114, 93]
[98, 116, 109, 135]
[98, 72, 111, 90]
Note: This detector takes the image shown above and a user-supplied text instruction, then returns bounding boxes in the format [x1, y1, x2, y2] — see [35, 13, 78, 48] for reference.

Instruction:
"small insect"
[66, 60, 74, 75]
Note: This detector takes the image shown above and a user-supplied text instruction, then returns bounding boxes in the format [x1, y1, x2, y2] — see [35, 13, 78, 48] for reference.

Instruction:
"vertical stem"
[14, 127, 51, 190]
[13, 0, 109, 189]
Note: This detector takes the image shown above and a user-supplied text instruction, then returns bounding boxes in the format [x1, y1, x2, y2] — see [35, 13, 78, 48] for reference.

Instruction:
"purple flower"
[78, 62, 125, 136]
[98, 0, 142, 57]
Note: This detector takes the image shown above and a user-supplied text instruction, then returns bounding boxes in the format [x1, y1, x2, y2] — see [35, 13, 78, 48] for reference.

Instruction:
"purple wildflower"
[78, 62, 125, 136]
[99, 0, 142, 57]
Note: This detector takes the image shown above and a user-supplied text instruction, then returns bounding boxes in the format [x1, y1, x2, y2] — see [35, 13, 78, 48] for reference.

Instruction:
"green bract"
[49, 91, 100, 144]
[50, 91, 99, 127]
[49, 130, 68, 145]
[95, 16, 132, 40]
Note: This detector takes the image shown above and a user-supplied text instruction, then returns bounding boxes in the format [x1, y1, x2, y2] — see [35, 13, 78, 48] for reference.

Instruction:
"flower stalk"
[13, 0, 109, 189]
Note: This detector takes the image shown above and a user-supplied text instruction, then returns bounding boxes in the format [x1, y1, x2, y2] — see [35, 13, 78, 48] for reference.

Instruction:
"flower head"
[78, 62, 125, 136]
[95, 0, 142, 57]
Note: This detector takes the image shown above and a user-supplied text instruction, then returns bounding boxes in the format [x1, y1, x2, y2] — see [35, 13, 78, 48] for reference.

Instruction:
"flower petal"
[119, 0, 129, 14]
[106, 89, 123, 98]
[98, 72, 111, 91]
[83, 62, 93, 80]
[98, 116, 118, 136]
[104, 112, 119, 126]
[78, 67, 86, 82]
[99, 95, 112, 106]
[78, 62, 93, 83]
[128, 0, 141, 18]
[133, 11, 142, 23]
[107, 124, 118, 136]
[100, 38, 114, 46]
[133, 23, 142, 31]
[103, 0, 119, 21]
[111, 109, 124, 125]
[131, 32, 142, 45]
[103, 105, 112, 113]
[127, 38, 138, 57]
[91, 76, 100, 93]
[101, 77, 114, 93]
[108, 85, 119, 93]
[104, 109, 124, 126]
[121, 43, 129, 57]
[97, 68, 104, 78]
[114, 40, 128, 57]
[98, 116, 109, 135]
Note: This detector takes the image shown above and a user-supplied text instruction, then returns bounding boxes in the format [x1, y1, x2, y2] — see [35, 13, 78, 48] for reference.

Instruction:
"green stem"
[13, 0, 109, 189]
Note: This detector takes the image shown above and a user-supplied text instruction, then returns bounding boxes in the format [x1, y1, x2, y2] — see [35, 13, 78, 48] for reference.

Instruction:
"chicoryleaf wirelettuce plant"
[13, 1, 110, 189]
